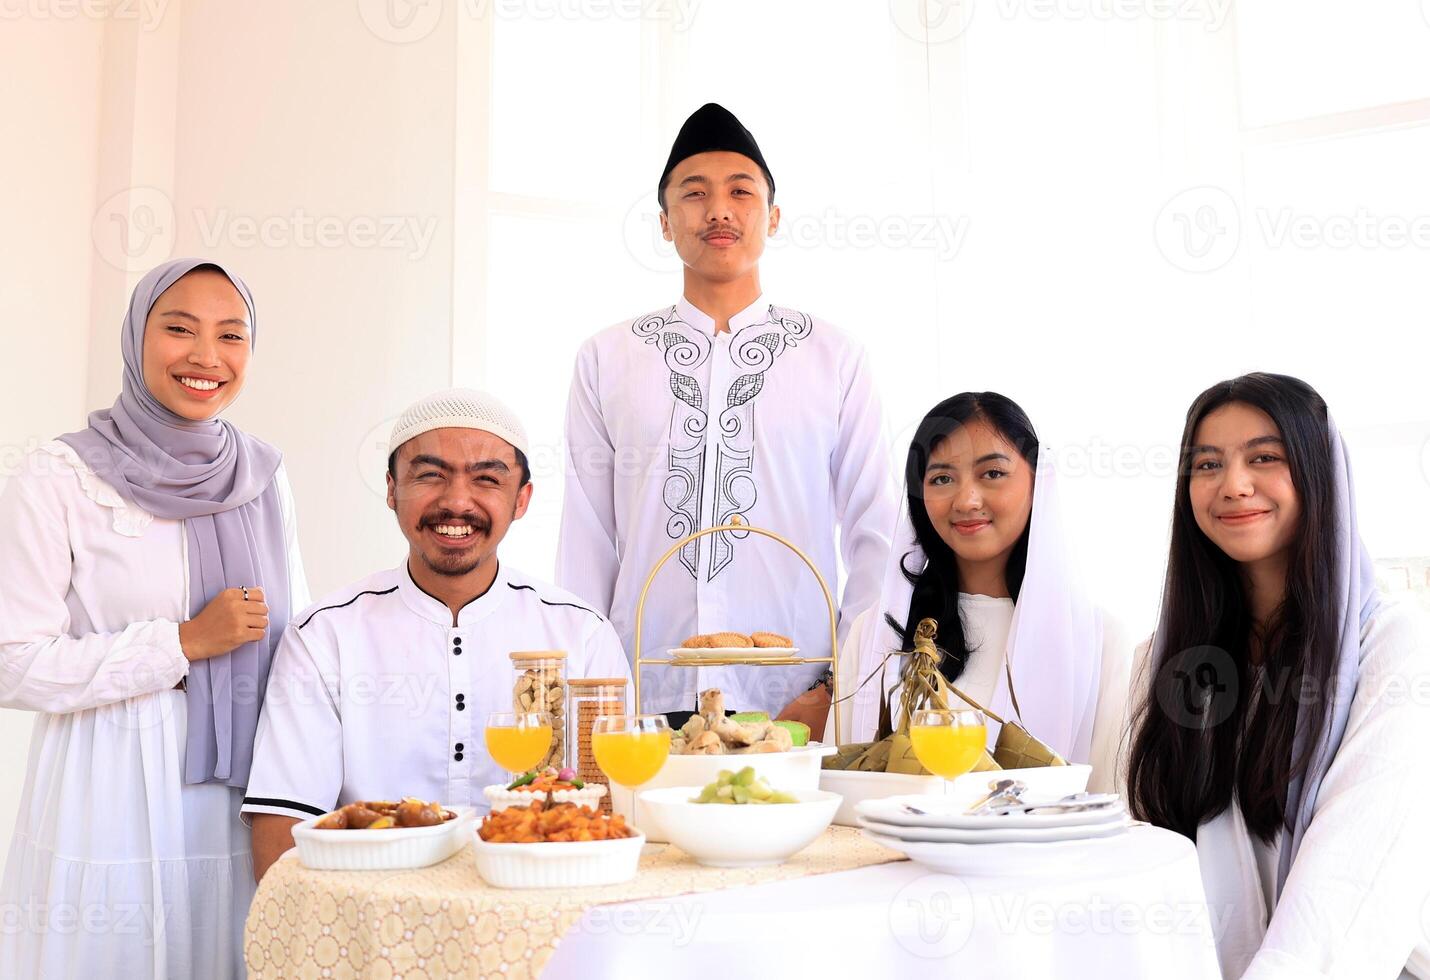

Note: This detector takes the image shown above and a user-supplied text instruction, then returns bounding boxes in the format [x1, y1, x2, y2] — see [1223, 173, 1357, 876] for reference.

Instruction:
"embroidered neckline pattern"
[633, 304, 813, 581]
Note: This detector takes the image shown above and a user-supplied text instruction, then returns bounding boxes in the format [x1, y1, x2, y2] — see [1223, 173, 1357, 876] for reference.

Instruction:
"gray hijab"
[1276, 416, 1381, 890]
[58, 258, 290, 788]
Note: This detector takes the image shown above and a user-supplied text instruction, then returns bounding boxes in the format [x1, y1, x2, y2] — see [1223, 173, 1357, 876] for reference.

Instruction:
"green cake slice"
[774, 720, 810, 747]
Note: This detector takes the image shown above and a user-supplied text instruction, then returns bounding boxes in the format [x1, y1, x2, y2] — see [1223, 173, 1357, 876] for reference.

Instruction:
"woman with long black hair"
[1126, 372, 1430, 978]
[839, 392, 1132, 792]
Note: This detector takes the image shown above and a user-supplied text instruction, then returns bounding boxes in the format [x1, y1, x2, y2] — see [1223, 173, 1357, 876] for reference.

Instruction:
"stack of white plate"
[856, 794, 1132, 876]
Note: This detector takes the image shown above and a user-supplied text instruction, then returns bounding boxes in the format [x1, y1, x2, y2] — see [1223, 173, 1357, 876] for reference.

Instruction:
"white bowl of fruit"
[638, 767, 842, 868]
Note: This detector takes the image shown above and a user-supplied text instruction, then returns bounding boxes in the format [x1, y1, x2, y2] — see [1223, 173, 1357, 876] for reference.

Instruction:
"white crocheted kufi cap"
[387, 388, 529, 457]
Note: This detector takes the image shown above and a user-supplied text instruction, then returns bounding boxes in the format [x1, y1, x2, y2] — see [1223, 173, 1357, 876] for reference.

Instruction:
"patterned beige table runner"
[246, 825, 904, 979]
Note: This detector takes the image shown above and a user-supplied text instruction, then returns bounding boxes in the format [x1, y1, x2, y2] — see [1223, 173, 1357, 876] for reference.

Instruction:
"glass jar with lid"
[509, 651, 567, 770]
[567, 677, 628, 813]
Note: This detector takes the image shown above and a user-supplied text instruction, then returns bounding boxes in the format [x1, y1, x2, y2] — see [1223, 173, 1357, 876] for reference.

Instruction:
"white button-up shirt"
[557, 295, 897, 716]
[241, 561, 630, 821]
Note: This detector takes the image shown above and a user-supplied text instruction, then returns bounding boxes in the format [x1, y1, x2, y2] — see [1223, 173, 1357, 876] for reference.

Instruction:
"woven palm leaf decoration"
[824, 618, 997, 773]
[824, 618, 1065, 773]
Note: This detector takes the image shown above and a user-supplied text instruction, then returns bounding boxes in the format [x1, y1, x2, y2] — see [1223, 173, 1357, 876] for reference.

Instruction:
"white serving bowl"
[470, 830, 646, 889]
[611, 744, 836, 843]
[482, 783, 607, 812]
[637, 786, 841, 868]
[291, 806, 477, 871]
[820, 764, 1092, 827]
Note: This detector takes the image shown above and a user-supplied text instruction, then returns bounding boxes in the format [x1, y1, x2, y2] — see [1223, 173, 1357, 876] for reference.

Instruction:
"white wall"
[0, 0, 465, 846]
[164, 0, 461, 598]
[0, 14, 105, 851]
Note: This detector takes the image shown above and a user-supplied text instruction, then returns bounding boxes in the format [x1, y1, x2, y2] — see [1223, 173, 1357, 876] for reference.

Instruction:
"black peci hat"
[658, 103, 774, 209]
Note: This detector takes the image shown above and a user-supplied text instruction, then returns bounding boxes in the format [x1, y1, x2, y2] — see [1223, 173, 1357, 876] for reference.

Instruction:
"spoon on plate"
[965, 780, 1031, 815]
[899, 778, 1029, 817]
[990, 792, 1122, 815]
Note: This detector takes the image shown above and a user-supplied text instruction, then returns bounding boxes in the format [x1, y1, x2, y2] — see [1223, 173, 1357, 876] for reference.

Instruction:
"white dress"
[1130, 597, 1430, 979]
[0, 441, 309, 980]
[838, 593, 1133, 793]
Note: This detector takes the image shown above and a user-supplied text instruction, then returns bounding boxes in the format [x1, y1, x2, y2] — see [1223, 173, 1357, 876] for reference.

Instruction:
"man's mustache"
[420, 511, 492, 533]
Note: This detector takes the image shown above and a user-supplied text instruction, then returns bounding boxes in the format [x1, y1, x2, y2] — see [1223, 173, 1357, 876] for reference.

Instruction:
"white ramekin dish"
[469, 830, 646, 888]
[291, 806, 477, 871]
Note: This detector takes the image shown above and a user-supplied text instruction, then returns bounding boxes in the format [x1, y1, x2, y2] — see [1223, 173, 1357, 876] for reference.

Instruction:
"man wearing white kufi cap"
[244, 389, 630, 880]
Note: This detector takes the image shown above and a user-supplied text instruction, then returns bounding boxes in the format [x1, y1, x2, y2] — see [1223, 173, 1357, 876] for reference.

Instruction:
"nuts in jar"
[510, 651, 567, 769]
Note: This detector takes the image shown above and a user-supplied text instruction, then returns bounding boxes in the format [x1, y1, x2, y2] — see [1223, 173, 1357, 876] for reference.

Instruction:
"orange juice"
[592, 730, 671, 787]
[910, 723, 987, 778]
[485, 723, 553, 773]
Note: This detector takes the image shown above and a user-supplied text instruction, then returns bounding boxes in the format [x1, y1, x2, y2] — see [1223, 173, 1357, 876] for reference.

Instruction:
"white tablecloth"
[544, 826, 1223, 979]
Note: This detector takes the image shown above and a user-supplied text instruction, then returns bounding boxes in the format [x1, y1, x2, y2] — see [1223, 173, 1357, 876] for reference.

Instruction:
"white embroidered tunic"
[556, 295, 897, 717]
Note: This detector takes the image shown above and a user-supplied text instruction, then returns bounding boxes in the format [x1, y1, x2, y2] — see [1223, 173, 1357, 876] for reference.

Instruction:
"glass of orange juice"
[909, 708, 987, 779]
[592, 714, 670, 826]
[484, 711, 554, 775]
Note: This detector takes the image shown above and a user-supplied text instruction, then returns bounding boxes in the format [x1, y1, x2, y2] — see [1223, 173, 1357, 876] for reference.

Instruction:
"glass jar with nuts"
[509, 651, 568, 770]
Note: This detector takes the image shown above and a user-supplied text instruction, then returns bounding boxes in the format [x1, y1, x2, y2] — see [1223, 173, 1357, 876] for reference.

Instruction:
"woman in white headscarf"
[1124, 373, 1430, 979]
[0, 259, 309, 978]
[837, 391, 1132, 792]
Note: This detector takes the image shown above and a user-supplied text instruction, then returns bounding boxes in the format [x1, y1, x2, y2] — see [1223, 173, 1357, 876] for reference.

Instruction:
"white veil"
[846, 445, 1103, 764]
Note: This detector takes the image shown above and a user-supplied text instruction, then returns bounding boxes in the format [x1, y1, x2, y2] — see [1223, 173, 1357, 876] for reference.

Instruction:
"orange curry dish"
[477, 799, 636, 843]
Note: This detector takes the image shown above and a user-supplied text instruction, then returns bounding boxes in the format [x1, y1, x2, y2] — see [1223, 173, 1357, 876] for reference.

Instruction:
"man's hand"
[775, 684, 831, 742]
[251, 812, 301, 882]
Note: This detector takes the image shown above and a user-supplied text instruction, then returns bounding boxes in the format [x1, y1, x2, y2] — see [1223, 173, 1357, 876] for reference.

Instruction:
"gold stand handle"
[632, 516, 841, 746]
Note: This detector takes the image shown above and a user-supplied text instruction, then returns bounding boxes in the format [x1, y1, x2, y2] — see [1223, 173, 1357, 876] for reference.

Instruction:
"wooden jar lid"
[509, 650, 568, 662]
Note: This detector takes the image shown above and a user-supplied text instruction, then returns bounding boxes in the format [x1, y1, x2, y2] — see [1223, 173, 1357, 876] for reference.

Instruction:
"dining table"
[245, 823, 1223, 979]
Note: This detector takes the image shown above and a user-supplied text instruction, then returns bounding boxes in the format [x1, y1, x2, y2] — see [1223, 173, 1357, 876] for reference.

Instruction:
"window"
[461, 2, 1430, 621]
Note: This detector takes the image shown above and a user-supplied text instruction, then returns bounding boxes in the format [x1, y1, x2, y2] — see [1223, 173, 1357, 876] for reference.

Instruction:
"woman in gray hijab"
[0, 259, 309, 978]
